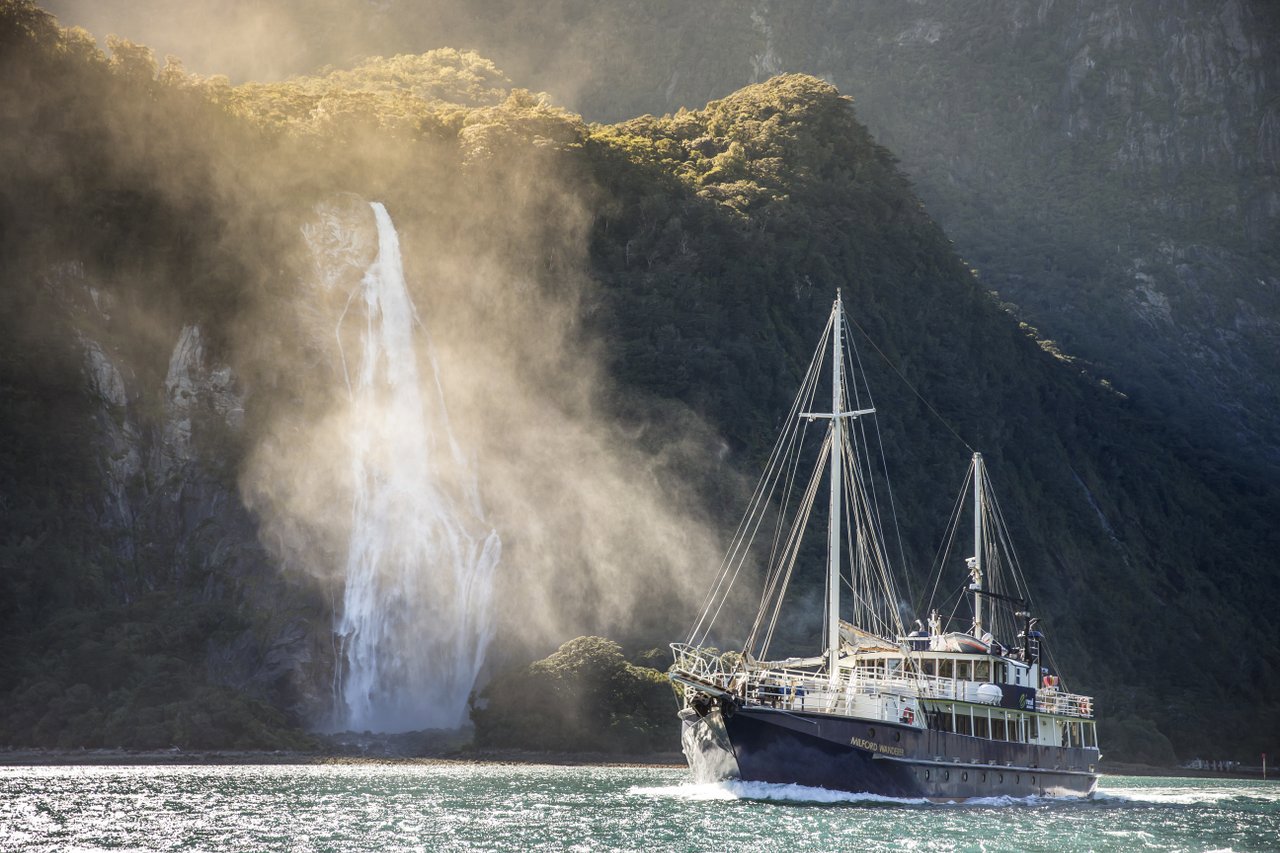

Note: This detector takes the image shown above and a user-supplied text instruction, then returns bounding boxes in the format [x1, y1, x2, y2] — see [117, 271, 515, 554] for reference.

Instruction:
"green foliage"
[0, 595, 317, 750]
[471, 637, 675, 753]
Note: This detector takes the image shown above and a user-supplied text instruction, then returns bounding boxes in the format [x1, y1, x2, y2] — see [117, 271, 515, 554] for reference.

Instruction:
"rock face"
[50, 261, 330, 718]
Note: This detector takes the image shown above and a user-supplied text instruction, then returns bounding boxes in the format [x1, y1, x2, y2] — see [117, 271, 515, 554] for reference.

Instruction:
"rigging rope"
[688, 312, 832, 646]
[844, 314, 914, 609]
[844, 313, 975, 454]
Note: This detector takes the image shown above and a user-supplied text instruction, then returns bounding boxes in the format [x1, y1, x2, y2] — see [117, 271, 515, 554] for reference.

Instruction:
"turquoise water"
[2, 763, 1277, 852]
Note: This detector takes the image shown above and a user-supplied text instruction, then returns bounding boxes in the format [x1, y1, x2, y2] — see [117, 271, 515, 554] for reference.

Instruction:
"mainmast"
[823, 293, 875, 680]
[826, 295, 844, 681]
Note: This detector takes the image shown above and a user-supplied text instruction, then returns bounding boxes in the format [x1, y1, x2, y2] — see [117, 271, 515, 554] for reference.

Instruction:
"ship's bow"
[679, 705, 741, 783]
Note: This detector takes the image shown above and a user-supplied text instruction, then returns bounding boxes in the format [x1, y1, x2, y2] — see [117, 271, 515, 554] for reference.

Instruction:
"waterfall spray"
[332, 202, 501, 732]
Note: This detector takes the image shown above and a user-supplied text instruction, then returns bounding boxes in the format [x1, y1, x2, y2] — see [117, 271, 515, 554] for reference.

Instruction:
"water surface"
[3, 763, 1277, 851]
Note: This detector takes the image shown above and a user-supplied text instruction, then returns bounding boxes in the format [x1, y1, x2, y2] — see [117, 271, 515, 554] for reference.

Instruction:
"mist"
[219, 79, 737, 727]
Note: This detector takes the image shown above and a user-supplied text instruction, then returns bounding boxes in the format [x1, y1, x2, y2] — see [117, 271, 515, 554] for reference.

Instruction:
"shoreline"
[0, 747, 687, 769]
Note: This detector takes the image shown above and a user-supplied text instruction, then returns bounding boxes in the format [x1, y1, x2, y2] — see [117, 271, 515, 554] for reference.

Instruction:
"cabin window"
[975, 660, 991, 682]
[995, 662, 1008, 683]
[991, 715, 1006, 741]
[1084, 723, 1096, 748]
[973, 712, 989, 739]
[940, 659, 954, 679]
[956, 661, 971, 680]
[1029, 716, 1039, 741]
[955, 709, 972, 735]
[1068, 722, 1081, 748]
[923, 659, 936, 677]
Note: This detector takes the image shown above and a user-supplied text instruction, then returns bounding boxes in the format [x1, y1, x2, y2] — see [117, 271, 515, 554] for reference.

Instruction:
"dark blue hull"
[681, 703, 1098, 800]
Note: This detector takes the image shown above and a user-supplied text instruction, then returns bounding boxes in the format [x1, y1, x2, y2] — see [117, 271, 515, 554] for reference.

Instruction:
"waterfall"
[334, 202, 501, 732]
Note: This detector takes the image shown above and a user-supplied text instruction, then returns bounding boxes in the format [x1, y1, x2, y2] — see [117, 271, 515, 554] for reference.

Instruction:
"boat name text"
[850, 736, 905, 756]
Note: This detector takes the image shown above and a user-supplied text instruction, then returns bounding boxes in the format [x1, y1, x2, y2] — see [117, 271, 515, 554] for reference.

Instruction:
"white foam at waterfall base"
[334, 202, 501, 732]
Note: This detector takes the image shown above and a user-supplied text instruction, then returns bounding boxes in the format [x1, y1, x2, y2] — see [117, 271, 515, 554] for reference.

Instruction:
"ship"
[670, 293, 1100, 800]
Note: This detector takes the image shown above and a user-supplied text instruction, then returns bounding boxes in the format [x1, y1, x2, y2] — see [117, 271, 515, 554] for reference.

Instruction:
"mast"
[971, 451, 985, 637]
[826, 294, 844, 682]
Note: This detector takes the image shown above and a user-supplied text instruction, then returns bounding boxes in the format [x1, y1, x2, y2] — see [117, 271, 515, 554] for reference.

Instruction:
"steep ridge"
[81, 0, 1276, 482]
[1, 2, 1276, 760]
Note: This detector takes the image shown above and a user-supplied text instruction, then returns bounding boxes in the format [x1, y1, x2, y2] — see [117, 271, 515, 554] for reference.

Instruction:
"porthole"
[868, 727, 876, 738]
[1030, 775, 1036, 785]
[925, 769, 931, 780]
[1015, 775, 1020, 784]
[894, 732, 901, 742]
[981, 772, 987, 782]
[999, 774, 1004, 784]
[944, 770, 950, 781]
[962, 772, 969, 782]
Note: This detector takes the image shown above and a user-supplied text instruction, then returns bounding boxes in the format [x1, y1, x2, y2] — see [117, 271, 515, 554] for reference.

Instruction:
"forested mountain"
[48, 0, 1279, 482]
[2, 1, 1277, 761]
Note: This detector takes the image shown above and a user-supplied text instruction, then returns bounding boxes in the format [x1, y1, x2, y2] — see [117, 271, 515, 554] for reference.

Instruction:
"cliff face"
[754, 0, 1280, 474]
[0, 258, 332, 746]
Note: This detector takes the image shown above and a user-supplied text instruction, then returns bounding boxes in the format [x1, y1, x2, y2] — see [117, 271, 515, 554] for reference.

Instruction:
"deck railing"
[670, 643, 1094, 719]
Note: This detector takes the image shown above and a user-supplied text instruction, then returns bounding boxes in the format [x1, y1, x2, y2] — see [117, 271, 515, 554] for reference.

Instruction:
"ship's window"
[923, 659, 936, 677]
[980, 772, 987, 782]
[998, 773, 1004, 784]
[944, 770, 950, 781]
[1028, 716, 1039, 741]
[991, 715, 1006, 741]
[995, 661, 1007, 683]
[940, 659, 954, 679]
[894, 731, 901, 743]
[1014, 774, 1019, 784]
[975, 660, 990, 682]
[925, 769, 931, 780]
[868, 727, 876, 739]
[1084, 723, 1096, 748]
[962, 772, 969, 782]
[974, 714, 989, 739]
[957, 660, 971, 680]
[1030, 775, 1036, 785]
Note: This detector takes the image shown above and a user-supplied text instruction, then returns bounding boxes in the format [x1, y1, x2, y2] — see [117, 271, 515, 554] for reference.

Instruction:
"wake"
[629, 779, 1064, 807]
